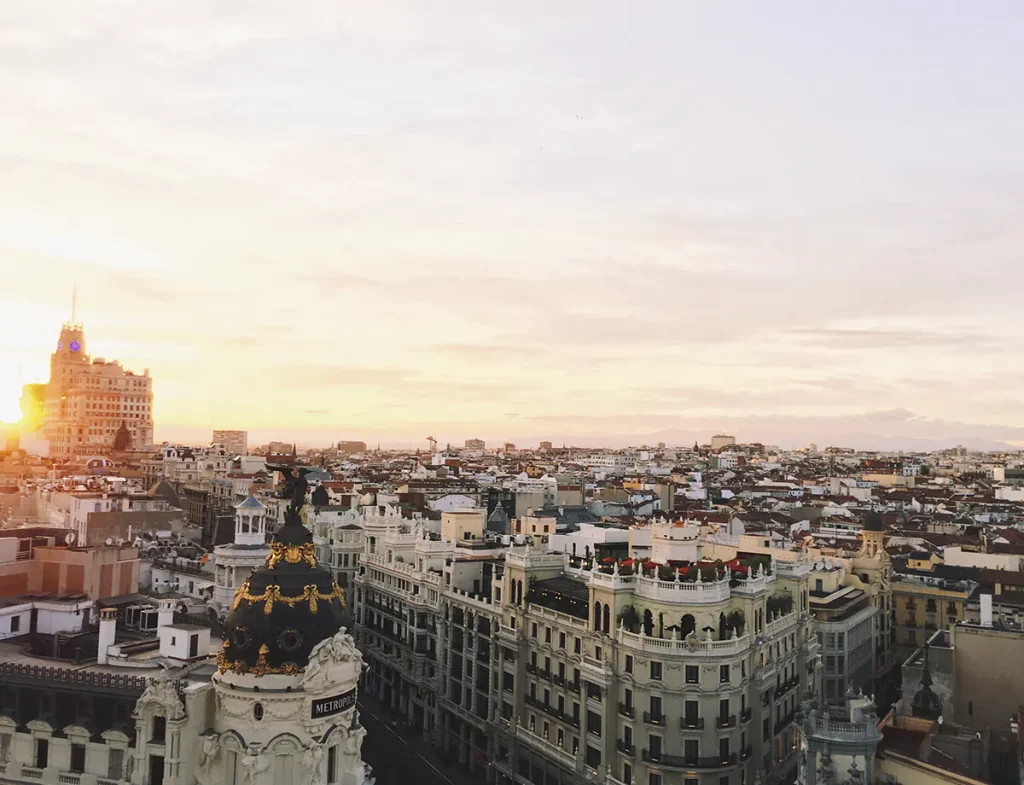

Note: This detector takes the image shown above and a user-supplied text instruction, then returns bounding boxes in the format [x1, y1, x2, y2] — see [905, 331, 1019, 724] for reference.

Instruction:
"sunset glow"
[3, 3, 1024, 449]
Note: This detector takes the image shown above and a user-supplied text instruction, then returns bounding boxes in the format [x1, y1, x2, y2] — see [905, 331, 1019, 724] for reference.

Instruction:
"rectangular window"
[624, 764, 632, 785]
[685, 665, 698, 684]
[650, 661, 662, 681]
[10, 616, 19, 633]
[684, 739, 698, 765]
[559, 632, 566, 649]
[649, 734, 662, 758]
[625, 688, 633, 711]
[587, 710, 602, 736]
[720, 664, 730, 683]
[35, 738, 48, 769]
[0, 735, 9, 763]
[531, 623, 538, 638]
[586, 745, 602, 768]
[70, 743, 86, 773]
[152, 716, 166, 743]
[684, 700, 699, 725]
[574, 638, 581, 654]
[557, 729, 565, 747]
[625, 655, 633, 674]
[327, 745, 339, 783]
[650, 774, 662, 785]
[650, 695, 662, 719]
[545, 627, 552, 643]
[108, 748, 124, 780]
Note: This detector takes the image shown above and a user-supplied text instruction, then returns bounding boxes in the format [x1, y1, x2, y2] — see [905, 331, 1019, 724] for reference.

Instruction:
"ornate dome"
[218, 467, 345, 677]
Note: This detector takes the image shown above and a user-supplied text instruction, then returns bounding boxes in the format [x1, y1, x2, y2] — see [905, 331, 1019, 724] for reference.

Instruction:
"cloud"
[285, 365, 418, 387]
[6, 2, 1024, 440]
[785, 327, 996, 351]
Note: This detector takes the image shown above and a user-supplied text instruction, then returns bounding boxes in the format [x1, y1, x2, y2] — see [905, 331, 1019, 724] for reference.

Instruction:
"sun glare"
[0, 376, 23, 423]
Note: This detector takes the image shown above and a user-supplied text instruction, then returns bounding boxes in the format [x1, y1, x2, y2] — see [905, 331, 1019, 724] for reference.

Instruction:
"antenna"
[71, 286, 77, 324]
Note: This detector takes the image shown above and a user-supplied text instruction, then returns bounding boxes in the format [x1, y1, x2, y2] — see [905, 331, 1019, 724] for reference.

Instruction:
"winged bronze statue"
[267, 464, 318, 524]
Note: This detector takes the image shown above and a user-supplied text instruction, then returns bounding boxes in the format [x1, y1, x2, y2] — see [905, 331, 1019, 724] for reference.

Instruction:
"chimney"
[97, 608, 117, 665]
[981, 593, 993, 627]
[157, 599, 175, 629]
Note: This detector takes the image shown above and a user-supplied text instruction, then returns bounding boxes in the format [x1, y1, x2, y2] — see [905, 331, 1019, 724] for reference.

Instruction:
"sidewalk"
[358, 691, 488, 785]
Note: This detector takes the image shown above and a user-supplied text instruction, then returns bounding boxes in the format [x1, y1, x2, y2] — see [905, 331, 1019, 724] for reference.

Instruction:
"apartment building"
[354, 517, 821, 785]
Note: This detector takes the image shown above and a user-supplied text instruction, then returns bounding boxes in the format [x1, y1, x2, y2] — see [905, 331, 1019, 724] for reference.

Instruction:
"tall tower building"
[41, 315, 154, 457]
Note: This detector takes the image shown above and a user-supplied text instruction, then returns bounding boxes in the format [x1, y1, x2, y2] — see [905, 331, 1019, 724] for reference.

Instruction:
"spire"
[912, 642, 943, 720]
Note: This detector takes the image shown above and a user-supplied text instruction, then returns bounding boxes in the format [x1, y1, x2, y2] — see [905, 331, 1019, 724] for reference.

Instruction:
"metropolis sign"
[311, 688, 357, 720]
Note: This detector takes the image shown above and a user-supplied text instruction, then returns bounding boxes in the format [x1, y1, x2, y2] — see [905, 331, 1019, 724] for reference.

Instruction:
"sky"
[2, 1, 1024, 450]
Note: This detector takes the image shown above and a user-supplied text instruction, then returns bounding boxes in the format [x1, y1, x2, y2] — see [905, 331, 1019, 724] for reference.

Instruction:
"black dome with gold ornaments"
[218, 466, 345, 676]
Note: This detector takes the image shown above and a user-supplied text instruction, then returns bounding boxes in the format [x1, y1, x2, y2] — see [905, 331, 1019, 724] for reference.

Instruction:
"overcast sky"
[2, 2, 1023, 449]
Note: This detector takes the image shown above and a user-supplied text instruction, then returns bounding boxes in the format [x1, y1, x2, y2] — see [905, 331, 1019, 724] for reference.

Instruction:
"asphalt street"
[359, 704, 459, 785]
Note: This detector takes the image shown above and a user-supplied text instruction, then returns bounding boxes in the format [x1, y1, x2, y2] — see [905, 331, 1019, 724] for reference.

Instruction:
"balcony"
[778, 675, 800, 695]
[643, 711, 667, 726]
[741, 746, 753, 761]
[552, 673, 566, 687]
[741, 707, 753, 723]
[776, 709, 797, 731]
[642, 751, 739, 770]
[680, 717, 705, 730]
[524, 694, 580, 729]
[618, 702, 635, 719]
[525, 663, 538, 675]
[617, 740, 636, 756]
[716, 714, 737, 729]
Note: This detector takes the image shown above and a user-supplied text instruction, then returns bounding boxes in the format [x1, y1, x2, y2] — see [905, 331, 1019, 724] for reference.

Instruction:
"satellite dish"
[105, 537, 114, 546]
[64, 531, 76, 545]
[814, 561, 824, 571]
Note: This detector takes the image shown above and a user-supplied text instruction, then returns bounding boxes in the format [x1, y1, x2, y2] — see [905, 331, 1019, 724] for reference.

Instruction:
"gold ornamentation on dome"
[254, 644, 271, 676]
[266, 541, 317, 570]
[231, 580, 346, 615]
[216, 646, 308, 676]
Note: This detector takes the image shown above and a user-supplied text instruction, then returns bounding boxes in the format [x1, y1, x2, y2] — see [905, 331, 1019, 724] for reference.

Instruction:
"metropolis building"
[0, 478, 370, 785]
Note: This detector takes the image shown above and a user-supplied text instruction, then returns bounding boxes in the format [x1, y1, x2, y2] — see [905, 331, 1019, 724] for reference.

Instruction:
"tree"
[618, 605, 641, 633]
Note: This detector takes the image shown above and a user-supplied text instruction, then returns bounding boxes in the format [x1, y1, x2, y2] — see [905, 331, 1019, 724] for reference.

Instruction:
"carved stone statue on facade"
[302, 743, 324, 785]
[139, 674, 185, 720]
[197, 733, 221, 784]
[240, 746, 269, 783]
[303, 628, 362, 691]
[342, 725, 364, 757]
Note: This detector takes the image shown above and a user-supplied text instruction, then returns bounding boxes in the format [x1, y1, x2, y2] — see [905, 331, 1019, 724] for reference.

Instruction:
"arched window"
[643, 609, 654, 637]
[602, 604, 611, 634]
[718, 612, 727, 640]
[594, 602, 602, 631]
[681, 614, 696, 637]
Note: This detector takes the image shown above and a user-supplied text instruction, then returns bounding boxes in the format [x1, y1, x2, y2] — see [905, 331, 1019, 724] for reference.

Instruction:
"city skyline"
[4, 2, 1024, 449]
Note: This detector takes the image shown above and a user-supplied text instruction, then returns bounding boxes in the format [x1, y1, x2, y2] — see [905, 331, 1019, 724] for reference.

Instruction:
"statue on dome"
[269, 464, 318, 525]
